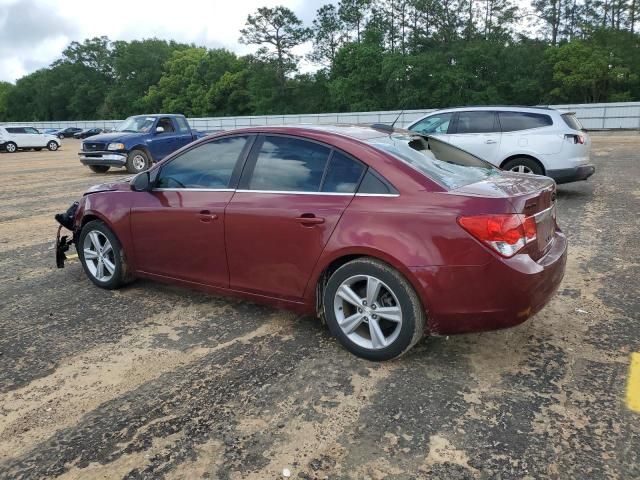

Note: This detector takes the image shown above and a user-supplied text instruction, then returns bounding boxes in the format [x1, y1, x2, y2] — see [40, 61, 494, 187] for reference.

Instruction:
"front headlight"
[107, 143, 125, 151]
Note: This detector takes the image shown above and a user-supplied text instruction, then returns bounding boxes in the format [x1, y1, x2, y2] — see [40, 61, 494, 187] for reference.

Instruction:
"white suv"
[0, 126, 61, 153]
[408, 106, 595, 184]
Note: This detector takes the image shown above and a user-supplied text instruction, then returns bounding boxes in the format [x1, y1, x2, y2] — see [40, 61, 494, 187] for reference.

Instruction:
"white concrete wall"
[3, 102, 639, 131]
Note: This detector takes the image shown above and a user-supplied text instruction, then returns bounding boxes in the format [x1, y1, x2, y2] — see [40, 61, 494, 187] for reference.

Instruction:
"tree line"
[0, 0, 639, 122]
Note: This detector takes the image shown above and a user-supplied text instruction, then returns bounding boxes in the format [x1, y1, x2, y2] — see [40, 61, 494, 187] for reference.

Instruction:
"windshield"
[116, 116, 156, 133]
[367, 133, 500, 190]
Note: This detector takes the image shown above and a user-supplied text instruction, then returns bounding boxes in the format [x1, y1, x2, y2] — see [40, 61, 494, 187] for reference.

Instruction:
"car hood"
[83, 132, 142, 144]
[84, 179, 133, 195]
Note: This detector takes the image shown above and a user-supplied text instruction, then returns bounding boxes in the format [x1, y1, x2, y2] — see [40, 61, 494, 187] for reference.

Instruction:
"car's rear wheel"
[5, 142, 17, 153]
[323, 258, 425, 361]
[126, 149, 150, 174]
[47, 141, 58, 151]
[503, 157, 544, 175]
[88, 165, 110, 173]
[78, 220, 131, 289]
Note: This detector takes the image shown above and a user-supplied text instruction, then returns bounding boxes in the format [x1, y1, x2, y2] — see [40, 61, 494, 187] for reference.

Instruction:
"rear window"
[561, 113, 583, 131]
[367, 133, 499, 190]
[499, 112, 553, 131]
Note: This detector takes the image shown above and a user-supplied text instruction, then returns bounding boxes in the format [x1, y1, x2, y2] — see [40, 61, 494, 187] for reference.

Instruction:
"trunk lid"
[454, 172, 558, 260]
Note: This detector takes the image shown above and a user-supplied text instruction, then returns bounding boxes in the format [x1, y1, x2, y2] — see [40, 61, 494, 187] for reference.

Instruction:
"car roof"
[220, 124, 415, 142]
[427, 105, 559, 113]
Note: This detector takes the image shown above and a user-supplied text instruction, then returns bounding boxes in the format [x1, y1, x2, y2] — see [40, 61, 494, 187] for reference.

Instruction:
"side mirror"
[131, 171, 152, 192]
[155, 126, 165, 134]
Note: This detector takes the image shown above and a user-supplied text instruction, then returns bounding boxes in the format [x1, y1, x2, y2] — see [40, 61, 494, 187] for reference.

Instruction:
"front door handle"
[295, 214, 325, 225]
[485, 139, 497, 144]
[198, 210, 218, 222]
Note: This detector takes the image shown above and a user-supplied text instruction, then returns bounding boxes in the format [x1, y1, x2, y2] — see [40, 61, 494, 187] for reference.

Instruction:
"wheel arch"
[308, 248, 427, 322]
[130, 145, 153, 162]
[500, 154, 546, 174]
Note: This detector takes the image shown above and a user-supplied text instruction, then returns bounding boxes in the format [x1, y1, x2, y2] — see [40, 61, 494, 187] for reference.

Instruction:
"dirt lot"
[0, 136, 638, 479]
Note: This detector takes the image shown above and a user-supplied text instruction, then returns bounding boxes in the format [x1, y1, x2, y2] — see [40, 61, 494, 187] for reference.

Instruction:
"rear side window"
[561, 113, 583, 131]
[176, 117, 191, 133]
[156, 136, 249, 189]
[6, 127, 25, 134]
[499, 112, 553, 132]
[455, 111, 498, 134]
[410, 113, 453, 135]
[321, 152, 365, 193]
[358, 170, 398, 195]
[248, 136, 331, 192]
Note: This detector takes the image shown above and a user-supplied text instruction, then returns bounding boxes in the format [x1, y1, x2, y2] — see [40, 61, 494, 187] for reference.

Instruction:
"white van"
[408, 106, 595, 184]
[0, 126, 61, 153]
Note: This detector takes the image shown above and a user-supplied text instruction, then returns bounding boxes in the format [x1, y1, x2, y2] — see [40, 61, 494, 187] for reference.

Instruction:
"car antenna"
[390, 108, 404, 129]
[371, 105, 407, 133]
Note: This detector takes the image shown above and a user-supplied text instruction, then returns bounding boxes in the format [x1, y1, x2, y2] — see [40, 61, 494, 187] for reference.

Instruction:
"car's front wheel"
[78, 220, 131, 289]
[323, 258, 425, 361]
[5, 142, 17, 153]
[47, 141, 58, 151]
[126, 149, 150, 174]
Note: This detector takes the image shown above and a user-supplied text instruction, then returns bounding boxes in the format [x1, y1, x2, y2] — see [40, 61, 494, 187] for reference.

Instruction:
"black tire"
[5, 142, 17, 153]
[47, 141, 58, 151]
[126, 149, 150, 174]
[323, 257, 425, 361]
[502, 157, 544, 175]
[89, 165, 110, 173]
[78, 220, 133, 289]
[58, 134, 64, 139]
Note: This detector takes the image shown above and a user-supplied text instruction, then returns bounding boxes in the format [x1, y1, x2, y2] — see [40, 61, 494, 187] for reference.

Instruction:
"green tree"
[239, 6, 311, 87]
[309, 4, 346, 69]
[0, 81, 13, 121]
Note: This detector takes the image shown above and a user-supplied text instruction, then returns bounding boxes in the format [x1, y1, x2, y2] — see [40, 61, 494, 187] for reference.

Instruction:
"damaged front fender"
[55, 201, 79, 268]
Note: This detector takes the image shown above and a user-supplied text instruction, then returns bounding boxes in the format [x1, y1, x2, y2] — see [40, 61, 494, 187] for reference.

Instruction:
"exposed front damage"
[54, 201, 79, 268]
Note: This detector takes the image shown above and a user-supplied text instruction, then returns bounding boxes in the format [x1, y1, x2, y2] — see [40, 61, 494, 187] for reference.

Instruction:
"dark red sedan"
[55, 125, 567, 360]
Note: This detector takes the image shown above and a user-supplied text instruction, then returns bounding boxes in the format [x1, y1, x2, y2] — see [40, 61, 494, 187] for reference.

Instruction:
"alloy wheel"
[510, 164, 533, 174]
[333, 274, 403, 350]
[132, 154, 146, 171]
[82, 230, 116, 282]
[6, 143, 16, 153]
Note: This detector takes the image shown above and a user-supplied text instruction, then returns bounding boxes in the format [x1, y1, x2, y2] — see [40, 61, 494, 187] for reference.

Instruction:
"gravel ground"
[0, 136, 638, 479]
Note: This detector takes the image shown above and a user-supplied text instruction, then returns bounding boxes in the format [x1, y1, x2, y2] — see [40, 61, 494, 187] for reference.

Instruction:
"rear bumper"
[79, 151, 127, 167]
[411, 231, 568, 335]
[547, 165, 595, 184]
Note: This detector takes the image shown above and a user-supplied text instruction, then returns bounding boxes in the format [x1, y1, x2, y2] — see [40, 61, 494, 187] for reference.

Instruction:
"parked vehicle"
[74, 128, 103, 139]
[55, 127, 83, 139]
[78, 114, 207, 174]
[0, 126, 61, 152]
[408, 106, 595, 184]
[56, 125, 567, 360]
[42, 128, 59, 134]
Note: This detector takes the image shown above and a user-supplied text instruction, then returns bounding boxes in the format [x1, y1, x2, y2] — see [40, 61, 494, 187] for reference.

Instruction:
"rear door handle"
[295, 214, 325, 225]
[198, 210, 218, 222]
[485, 139, 497, 144]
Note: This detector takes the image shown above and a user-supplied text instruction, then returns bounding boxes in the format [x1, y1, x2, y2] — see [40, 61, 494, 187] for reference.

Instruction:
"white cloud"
[0, 0, 333, 83]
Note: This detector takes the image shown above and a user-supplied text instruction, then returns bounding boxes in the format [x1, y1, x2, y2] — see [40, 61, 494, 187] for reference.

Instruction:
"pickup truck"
[78, 114, 208, 174]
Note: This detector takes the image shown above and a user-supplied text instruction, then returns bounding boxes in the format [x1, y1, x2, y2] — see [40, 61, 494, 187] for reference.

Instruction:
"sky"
[0, 0, 334, 83]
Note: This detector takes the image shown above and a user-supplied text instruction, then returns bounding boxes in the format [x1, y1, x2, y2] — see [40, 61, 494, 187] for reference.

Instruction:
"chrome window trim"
[235, 189, 353, 196]
[153, 188, 235, 192]
[354, 193, 400, 198]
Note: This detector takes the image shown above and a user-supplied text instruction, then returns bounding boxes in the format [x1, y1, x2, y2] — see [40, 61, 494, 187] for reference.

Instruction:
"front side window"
[455, 111, 498, 134]
[156, 136, 249, 189]
[157, 118, 175, 133]
[26, 127, 40, 134]
[410, 113, 453, 135]
[499, 112, 553, 132]
[248, 136, 331, 192]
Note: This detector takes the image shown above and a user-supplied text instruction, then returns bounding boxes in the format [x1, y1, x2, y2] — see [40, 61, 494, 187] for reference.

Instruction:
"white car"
[0, 126, 61, 153]
[408, 106, 595, 184]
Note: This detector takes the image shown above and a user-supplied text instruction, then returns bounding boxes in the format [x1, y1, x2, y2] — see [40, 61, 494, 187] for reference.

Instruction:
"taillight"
[458, 214, 537, 257]
[564, 134, 585, 144]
